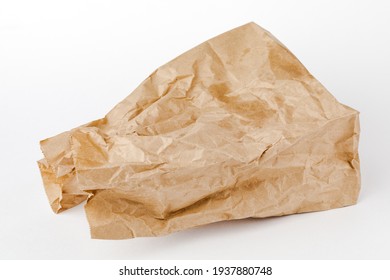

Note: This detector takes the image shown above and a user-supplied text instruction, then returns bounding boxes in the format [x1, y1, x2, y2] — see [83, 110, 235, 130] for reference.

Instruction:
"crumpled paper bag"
[38, 22, 360, 239]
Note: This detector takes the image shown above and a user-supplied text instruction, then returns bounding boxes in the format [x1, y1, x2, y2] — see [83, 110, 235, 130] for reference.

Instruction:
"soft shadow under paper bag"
[38, 22, 360, 239]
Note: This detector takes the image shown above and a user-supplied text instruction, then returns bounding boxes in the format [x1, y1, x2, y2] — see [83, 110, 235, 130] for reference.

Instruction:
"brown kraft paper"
[38, 22, 360, 239]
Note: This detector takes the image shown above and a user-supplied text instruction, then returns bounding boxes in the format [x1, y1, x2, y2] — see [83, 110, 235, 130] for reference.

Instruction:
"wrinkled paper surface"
[38, 22, 360, 239]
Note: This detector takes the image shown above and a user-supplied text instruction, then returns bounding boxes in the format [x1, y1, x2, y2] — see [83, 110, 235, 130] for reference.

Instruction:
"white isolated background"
[0, 0, 389, 259]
